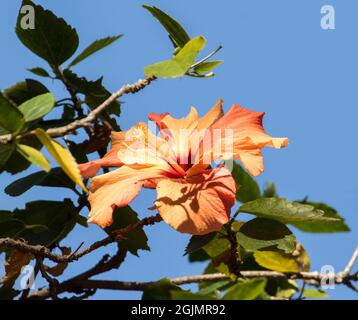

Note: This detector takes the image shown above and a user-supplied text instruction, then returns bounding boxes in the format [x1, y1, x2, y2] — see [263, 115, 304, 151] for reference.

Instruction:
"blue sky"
[0, 0, 357, 299]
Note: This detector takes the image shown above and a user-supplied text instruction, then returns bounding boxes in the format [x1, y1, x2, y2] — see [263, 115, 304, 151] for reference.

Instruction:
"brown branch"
[0, 214, 162, 263]
[0, 76, 156, 145]
[26, 245, 358, 299]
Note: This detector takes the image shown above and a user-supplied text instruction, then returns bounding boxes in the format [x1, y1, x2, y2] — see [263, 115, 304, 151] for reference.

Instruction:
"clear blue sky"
[1, 0, 357, 299]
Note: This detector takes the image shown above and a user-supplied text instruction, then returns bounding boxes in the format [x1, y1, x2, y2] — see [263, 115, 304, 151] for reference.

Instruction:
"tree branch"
[0, 76, 156, 145]
[26, 245, 358, 299]
[0, 214, 162, 263]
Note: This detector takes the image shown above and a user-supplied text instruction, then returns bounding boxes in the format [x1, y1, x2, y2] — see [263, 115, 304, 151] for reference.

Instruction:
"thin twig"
[0, 76, 156, 144]
[0, 214, 162, 263]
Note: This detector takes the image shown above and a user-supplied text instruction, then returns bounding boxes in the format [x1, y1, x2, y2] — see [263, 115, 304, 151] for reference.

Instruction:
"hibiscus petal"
[197, 98, 224, 130]
[79, 131, 126, 178]
[88, 166, 167, 227]
[155, 166, 236, 235]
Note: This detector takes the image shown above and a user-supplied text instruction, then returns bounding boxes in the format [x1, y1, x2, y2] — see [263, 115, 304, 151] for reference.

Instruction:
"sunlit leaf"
[34, 128, 87, 191]
[16, 144, 51, 172]
[144, 36, 206, 78]
[141, 278, 182, 300]
[193, 60, 223, 74]
[223, 278, 267, 300]
[18, 93, 55, 122]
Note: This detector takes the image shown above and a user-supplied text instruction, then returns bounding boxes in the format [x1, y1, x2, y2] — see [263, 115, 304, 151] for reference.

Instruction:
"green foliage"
[293, 202, 349, 233]
[16, 144, 51, 172]
[193, 60, 223, 74]
[0, 199, 80, 246]
[184, 232, 216, 256]
[5, 168, 75, 197]
[27, 67, 51, 78]
[68, 35, 123, 67]
[0, 92, 25, 132]
[105, 207, 150, 256]
[16, 0, 79, 66]
[3, 79, 49, 105]
[302, 288, 328, 299]
[144, 36, 206, 78]
[238, 198, 341, 225]
[143, 5, 190, 49]
[222, 278, 267, 300]
[236, 218, 296, 253]
[231, 162, 261, 203]
[142, 278, 182, 300]
[0, 145, 16, 171]
[254, 248, 310, 273]
[18, 93, 55, 122]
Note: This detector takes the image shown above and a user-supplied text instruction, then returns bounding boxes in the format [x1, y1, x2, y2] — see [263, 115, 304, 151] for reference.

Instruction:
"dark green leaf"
[236, 218, 296, 253]
[5, 167, 76, 197]
[231, 162, 260, 203]
[141, 278, 182, 300]
[2, 135, 43, 174]
[18, 93, 55, 122]
[27, 67, 51, 78]
[0, 92, 25, 132]
[3, 79, 49, 106]
[184, 232, 216, 256]
[18, 200, 78, 245]
[66, 140, 89, 164]
[262, 182, 278, 198]
[68, 35, 123, 67]
[188, 248, 210, 262]
[239, 198, 340, 225]
[63, 70, 105, 96]
[142, 5, 190, 49]
[16, 0, 79, 66]
[223, 278, 267, 300]
[105, 206, 149, 256]
[293, 202, 349, 233]
[0, 144, 16, 171]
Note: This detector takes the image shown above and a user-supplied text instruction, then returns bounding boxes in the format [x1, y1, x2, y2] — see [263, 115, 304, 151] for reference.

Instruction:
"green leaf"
[16, 0, 79, 66]
[16, 144, 51, 172]
[170, 290, 217, 300]
[18, 200, 79, 245]
[105, 206, 149, 256]
[262, 182, 278, 198]
[1, 135, 42, 175]
[144, 36, 206, 78]
[203, 233, 230, 259]
[236, 218, 296, 254]
[18, 93, 55, 122]
[292, 202, 349, 233]
[223, 278, 267, 300]
[184, 232, 216, 256]
[0, 92, 25, 132]
[238, 198, 340, 225]
[3, 79, 49, 106]
[142, 5, 190, 49]
[68, 35, 123, 67]
[142, 278, 182, 300]
[193, 60, 223, 74]
[231, 162, 261, 203]
[0, 144, 16, 171]
[303, 289, 328, 299]
[188, 249, 210, 262]
[0, 199, 79, 246]
[27, 67, 51, 78]
[254, 249, 310, 273]
[5, 167, 75, 197]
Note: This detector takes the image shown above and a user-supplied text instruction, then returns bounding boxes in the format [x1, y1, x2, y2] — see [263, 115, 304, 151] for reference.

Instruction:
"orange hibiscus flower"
[79, 99, 288, 235]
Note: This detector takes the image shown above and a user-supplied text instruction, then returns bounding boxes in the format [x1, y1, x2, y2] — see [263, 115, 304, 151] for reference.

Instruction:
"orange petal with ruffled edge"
[189, 104, 288, 177]
[79, 131, 126, 179]
[88, 166, 167, 227]
[155, 166, 236, 235]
